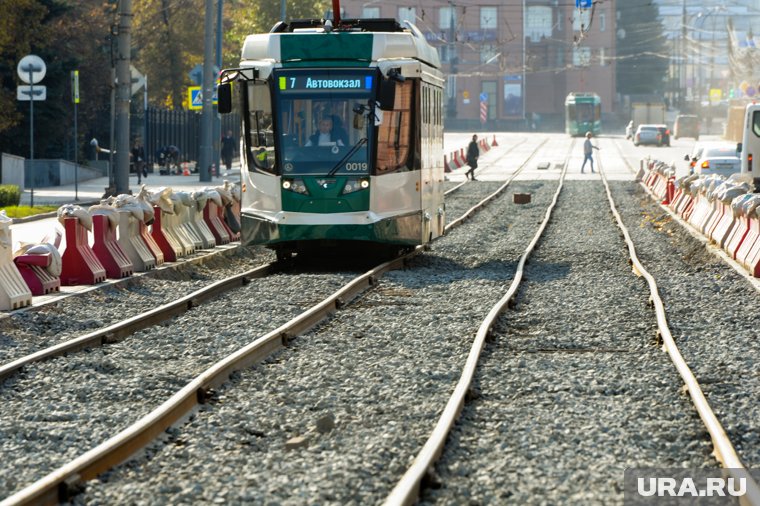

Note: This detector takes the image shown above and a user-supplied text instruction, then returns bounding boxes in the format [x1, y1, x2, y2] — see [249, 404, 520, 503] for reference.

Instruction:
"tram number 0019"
[344, 162, 368, 171]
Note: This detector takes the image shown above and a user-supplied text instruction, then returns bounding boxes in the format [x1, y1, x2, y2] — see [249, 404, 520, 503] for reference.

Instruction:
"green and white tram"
[217, 17, 445, 259]
[565, 92, 601, 136]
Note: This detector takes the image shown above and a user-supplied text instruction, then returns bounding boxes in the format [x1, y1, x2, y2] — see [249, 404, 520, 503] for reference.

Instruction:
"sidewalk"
[18, 168, 241, 207]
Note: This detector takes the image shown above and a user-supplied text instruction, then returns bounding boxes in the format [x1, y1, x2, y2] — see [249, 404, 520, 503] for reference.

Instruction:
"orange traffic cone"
[491, 135, 498, 147]
[182, 162, 190, 176]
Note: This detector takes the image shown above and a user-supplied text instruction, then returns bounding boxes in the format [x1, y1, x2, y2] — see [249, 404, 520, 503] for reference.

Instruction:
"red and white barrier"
[116, 211, 156, 272]
[12, 241, 60, 297]
[60, 217, 106, 285]
[150, 207, 183, 262]
[0, 214, 32, 309]
[91, 214, 133, 279]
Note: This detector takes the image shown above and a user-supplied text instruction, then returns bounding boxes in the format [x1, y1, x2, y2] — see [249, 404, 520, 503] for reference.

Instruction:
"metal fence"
[143, 107, 239, 169]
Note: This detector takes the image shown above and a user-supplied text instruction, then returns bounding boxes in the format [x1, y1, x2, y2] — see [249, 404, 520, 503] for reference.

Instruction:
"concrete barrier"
[0, 215, 33, 309]
[91, 212, 133, 279]
[60, 217, 106, 285]
[116, 211, 156, 272]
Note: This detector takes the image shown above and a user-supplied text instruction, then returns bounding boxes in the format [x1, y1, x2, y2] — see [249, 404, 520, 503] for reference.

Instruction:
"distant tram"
[565, 92, 601, 136]
[217, 17, 445, 259]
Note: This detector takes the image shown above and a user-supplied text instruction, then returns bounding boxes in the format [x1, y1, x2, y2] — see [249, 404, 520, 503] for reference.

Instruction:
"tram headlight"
[341, 178, 370, 195]
[282, 178, 309, 195]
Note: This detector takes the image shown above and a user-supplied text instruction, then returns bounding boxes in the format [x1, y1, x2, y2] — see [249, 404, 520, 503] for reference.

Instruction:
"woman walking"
[466, 134, 480, 181]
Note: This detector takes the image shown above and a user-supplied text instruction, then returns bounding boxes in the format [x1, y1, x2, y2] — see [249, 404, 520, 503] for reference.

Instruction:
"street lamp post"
[447, 2, 457, 122]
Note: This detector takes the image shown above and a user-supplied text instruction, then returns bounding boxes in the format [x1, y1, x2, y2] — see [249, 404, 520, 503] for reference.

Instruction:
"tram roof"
[565, 92, 601, 104]
[241, 19, 441, 70]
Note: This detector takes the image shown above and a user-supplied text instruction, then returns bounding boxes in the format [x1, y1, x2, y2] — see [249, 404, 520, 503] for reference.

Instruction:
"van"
[673, 114, 699, 140]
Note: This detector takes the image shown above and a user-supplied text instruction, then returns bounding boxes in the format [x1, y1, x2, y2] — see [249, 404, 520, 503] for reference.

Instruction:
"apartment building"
[337, 0, 616, 129]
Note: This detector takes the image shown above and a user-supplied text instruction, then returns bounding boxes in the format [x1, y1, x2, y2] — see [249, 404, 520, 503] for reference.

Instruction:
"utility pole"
[681, 0, 686, 109]
[214, 0, 223, 177]
[115, 0, 132, 195]
[199, 0, 216, 182]
[447, 2, 457, 122]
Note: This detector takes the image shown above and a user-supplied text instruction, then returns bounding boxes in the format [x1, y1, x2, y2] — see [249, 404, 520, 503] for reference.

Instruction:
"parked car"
[654, 124, 671, 146]
[673, 114, 699, 140]
[633, 124, 663, 146]
[684, 142, 740, 177]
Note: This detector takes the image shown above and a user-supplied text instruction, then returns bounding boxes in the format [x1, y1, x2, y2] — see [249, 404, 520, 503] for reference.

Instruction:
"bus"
[565, 92, 601, 136]
[216, 17, 445, 260]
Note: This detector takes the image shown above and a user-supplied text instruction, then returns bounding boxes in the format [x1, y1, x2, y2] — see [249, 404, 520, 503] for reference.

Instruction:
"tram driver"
[305, 117, 345, 147]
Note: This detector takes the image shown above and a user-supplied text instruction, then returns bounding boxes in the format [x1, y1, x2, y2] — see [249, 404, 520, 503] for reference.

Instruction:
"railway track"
[388, 141, 760, 505]
[1, 138, 554, 504]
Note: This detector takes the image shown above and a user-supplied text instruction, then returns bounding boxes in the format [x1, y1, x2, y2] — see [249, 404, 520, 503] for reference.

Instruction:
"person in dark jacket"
[466, 134, 480, 180]
[305, 118, 345, 147]
[131, 140, 146, 184]
[221, 130, 236, 172]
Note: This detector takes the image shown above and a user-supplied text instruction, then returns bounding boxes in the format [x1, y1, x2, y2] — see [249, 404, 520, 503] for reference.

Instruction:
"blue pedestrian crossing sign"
[187, 85, 217, 110]
[576, 0, 592, 7]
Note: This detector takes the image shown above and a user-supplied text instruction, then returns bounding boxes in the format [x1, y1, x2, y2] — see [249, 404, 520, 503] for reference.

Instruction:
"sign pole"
[72, 70, 79, 200]
[29, 70, 34, 208]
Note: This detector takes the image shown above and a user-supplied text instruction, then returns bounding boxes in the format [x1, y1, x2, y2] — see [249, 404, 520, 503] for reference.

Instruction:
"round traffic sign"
[17, 55, 46, 84]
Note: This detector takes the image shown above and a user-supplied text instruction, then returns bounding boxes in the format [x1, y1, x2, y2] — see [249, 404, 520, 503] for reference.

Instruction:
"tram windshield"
[274, 69, 375, 176]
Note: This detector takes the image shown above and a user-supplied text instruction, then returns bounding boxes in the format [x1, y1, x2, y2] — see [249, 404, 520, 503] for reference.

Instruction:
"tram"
[217, 16, 445, 259]
[565, 92, 601, 136]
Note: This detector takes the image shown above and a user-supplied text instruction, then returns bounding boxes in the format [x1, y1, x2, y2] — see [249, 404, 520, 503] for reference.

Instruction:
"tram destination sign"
[277, 72, 374, 93]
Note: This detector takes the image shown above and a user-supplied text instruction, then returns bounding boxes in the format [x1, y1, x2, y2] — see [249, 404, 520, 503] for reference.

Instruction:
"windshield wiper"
[327, 138, 368, 177]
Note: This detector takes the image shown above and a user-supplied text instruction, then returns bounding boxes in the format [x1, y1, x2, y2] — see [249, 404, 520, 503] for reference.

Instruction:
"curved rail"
[599, 146, 760, 504]
[384, 138, 574, 505]
[2, 139, 554, 506]
[443, 137, 529, 197]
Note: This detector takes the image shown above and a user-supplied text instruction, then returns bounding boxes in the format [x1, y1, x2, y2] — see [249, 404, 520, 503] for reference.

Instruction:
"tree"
[615, 0, 669, 97]
[0, 0, 117, 159]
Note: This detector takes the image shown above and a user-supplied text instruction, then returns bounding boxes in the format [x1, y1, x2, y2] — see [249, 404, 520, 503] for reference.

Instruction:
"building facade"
[654, 0, 760, 105]
[337, 0, 616, 130]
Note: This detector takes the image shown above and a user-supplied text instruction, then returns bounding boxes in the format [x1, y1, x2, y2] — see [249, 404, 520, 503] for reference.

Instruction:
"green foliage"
[0, 0, 112, 160]
[0, 0, 328, 162]
[2, 204, 58, 218]
[616, 0, 669, 96]
[0, 185, 21, 207]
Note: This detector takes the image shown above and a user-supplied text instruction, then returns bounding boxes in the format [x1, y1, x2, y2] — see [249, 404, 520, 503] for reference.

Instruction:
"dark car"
[673, 114, 699, 140]
[654, 124, 671, 147]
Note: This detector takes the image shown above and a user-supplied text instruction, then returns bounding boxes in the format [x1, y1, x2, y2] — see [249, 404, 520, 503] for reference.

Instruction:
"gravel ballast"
[65, 180, 556, 505]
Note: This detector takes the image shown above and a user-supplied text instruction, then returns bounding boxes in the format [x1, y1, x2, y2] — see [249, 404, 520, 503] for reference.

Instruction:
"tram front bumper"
[240, 210, 425, 246]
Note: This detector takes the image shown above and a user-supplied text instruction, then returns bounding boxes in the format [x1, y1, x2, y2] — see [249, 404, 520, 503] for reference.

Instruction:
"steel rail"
[0, 263, 278, 383]
[443, 137, 529, 197]
[2, 139, 553, 506]
[445, 137, 549, 231]
[384, 138, 574, 505]
[613, 138, 760, 296]
[599, 143, 760, 506]
[596, 153, 760, 506]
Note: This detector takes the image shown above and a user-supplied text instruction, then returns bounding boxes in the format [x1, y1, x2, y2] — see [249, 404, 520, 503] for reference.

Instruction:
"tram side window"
[753, 111, 760, 137]
[376, 80, 413, 174]
[245, 82, 276, 173]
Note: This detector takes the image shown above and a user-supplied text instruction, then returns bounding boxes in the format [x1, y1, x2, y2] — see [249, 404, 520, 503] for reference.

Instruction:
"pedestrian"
[466, 134, 480, 180]
[221, 130, 236, 173]
[131, 140, 146, 184]
[581, 131, 599, 173]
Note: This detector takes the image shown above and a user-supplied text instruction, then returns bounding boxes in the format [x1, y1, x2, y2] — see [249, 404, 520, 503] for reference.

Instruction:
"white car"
[685, 142, 741, 177]
[633, 124, 662, 146]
